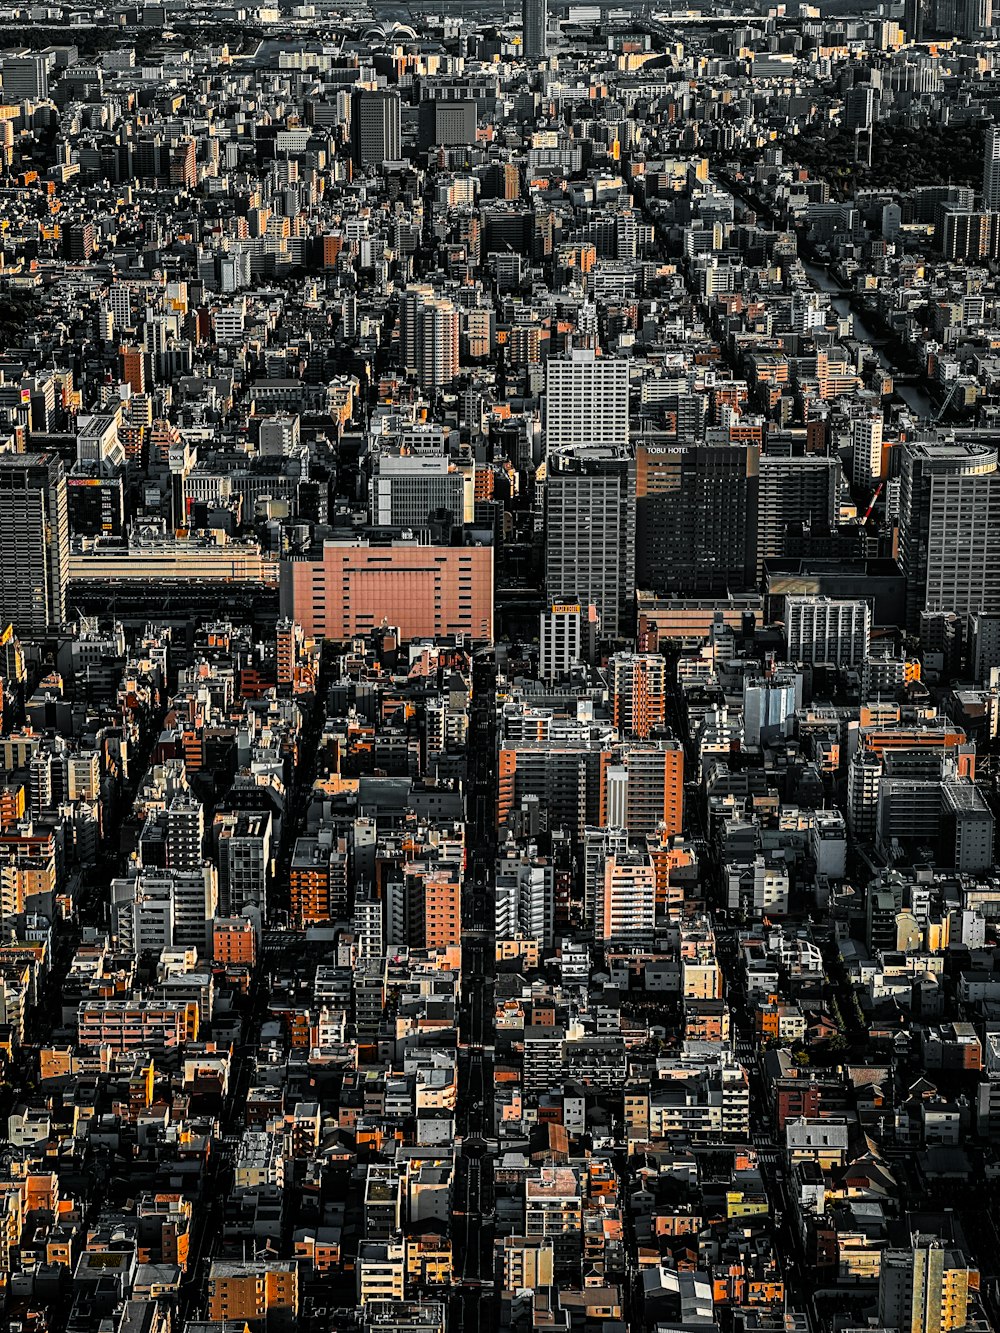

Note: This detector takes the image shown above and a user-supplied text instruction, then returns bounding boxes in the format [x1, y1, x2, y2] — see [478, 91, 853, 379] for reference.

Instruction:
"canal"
[801, 260, 935, 419]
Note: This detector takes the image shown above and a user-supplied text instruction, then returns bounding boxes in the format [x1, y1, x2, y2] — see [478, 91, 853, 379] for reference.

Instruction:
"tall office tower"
[758, 455, 839, 574]
[545, 446, 635, 639]
[877, 1237, 974, 1333]
[851, 413, 885, 490]
[609, 653, 667, 739]
[399, 286, 460, 389]
[596, 852, 656, 943]
[351, 90, 401, 168]
[522, 0, 548, 59]
[0, 55, 48, 100]
[635, 441, 758, 595]
[784, 596, 871, 667]
[898, 441, 1000, 629]
[845, 83, 876, 164]
[417, 99, 478, 150]
[544, 350, 629, 453]
[970, 611, 1000, 683]
[904, 0, 932, 39]
[0, 452, 69, 637]
[845, 83, 876, 131]
[957, 0, 992, 36]
[984, 123, 1000, 212]
[371, 454, 472, 528]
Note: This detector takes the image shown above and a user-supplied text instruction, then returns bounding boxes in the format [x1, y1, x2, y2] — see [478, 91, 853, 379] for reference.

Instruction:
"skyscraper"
[0, 55, 48, 100]
[758, 455, 839, 575]
[904, 0, 931, 40]
[399, 286, 460, 389]
[898, 441, 1000, 629]
[522, 0, 548, 60]
[0, 452, 69, 637]
[545, 445, 635, 639]
[635, 441, 759, 595]
[983, 122, 1000, 213]
[352, 90, 401, 168]
[544, 350, 629, 453]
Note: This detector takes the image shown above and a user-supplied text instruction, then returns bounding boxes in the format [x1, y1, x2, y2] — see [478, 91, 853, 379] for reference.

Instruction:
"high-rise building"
[603, 741, 684, 836]
[1, 55, 48, 100]
[539, 602, 586, 682]
[214, 810, 272, 916]
[970, 611, 1000, 683]
[522, 0, 548, 59]
[984, 123, 1000, 212]
[877, 1238, 974, 1333]
[635, 441, 759, 595]
[417, 99, 478, 149]
[495, 853, 555, 948]
[958, 0, 993, 36]
[904, 0, 932, 39]
[898, 441, 1000, 629]
[371, 455, 472, 528]
[597, 852, 656, 943]
[938, 206, 1000, 262]
[352, 90, 401, 168]
[583, 826, 630, 926]
[387, 870, 461, 949]
[545, 446, 635, 639]
[851, 413, 885, 490]
[544, 351, 629, 453]
[784, 595, 871, 667]
[844, 83, 876, 133]
[0, 452, 69, 637]
[743, 673, 801, 747]
[609, 653, 667, 739]
[399, 286, 460, 389]
[758, 455, 839, 575]
[165, 794, 204, 871]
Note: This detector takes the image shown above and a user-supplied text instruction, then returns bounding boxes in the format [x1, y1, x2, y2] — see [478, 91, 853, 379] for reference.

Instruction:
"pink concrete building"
[280, 537, 494, 643]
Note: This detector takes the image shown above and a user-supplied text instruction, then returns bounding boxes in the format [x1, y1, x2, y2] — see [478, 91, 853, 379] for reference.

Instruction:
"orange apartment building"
[859, 722, 975, 778]
[421, 872, 461, 948]
[212, 917, 257, 966]
[609, 652, 667, 739]
[498, 740, 683, 840]
[77, 1000, 198, 1052]
[206, 1258, 298, 1330]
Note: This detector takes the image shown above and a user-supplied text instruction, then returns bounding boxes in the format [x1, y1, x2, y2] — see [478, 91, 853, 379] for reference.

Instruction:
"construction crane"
[860, 480, 883, 526]
[933, 378, 963, 425]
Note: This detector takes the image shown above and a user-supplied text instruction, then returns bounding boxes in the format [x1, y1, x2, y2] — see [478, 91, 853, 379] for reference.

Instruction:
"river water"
[800, 260, 935, 418]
